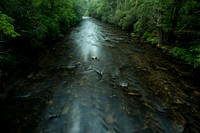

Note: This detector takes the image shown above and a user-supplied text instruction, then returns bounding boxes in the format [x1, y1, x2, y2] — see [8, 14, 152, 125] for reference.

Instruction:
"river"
[0, 17, 199, 133]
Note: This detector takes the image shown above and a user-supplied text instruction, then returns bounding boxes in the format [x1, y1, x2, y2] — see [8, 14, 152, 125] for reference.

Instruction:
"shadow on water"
[0, 17, 200, 133]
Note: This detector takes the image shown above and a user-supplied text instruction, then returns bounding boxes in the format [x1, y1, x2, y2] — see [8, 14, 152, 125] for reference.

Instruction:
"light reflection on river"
[0, 17, 199, 133]
[37, 17, 137, 133]
[74, 18, 101, 62]
[38, 17, 181, 133]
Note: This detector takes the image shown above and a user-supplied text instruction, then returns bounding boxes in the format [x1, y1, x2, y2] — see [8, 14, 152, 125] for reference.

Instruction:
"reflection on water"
[38, 17, 200, 133]
[73, 18, 101, 62]
[70, 101, 81, 133]
[1, 17, 199, 133]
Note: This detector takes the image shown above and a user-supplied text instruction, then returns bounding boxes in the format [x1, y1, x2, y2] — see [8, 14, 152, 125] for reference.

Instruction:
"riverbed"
[0, 17, 199, 133]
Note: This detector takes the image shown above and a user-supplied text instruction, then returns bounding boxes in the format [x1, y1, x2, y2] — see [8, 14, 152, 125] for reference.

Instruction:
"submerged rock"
[92, 56, 98, 60]
[66, 65, 77, 69]
[120, 82, 128, 88]
[48, 114, 60, 119]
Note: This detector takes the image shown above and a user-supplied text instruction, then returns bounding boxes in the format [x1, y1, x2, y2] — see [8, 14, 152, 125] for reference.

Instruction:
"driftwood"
[155, 66, 169, 71]
[92, 67, 104, 77]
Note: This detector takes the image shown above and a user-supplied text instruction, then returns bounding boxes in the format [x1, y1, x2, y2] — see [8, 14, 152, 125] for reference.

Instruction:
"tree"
[87, 0, 200, 67]
[0, 11, 19, 38]
[0, 0, 86, 76]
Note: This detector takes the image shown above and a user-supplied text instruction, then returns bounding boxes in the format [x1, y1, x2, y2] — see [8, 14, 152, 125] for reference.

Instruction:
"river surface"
[0, 17, 200, 133]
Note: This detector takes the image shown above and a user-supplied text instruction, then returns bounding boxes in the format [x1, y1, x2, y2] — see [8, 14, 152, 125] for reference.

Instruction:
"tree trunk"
[157, 3, 164, 46]
[168, 0, 184, 45]
[158, 26, 163, 46]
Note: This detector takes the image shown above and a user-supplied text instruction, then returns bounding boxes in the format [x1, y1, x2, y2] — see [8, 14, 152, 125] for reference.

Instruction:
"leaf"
[0, 11, 20, 38]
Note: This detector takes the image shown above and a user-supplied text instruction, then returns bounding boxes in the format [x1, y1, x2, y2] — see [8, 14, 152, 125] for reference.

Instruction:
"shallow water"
[0, 17, 199, 133]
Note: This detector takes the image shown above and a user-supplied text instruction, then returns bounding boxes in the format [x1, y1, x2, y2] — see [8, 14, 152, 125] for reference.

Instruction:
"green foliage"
[0, 0, 85, 75]
[0, 0, 84, 47]
[0, 11, 19, 76]
[170, 46, 200, 68]
[121, 12, 133, 29]
[87, 0, 200, 67]
[143, 32, 158, 45]
[0, 11, 19, 38]
[179, 0, 200, 30]
[111, 9, 125, 24]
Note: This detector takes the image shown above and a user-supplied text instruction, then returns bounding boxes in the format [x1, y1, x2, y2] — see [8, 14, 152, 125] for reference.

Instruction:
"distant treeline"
[88, 0, 200, 67]
[0, 0, 86, 77]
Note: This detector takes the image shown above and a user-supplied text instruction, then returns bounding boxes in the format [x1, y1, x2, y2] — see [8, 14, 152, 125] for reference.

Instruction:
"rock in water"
[92, 56, 98, 60]
[48, 114, 60, 119]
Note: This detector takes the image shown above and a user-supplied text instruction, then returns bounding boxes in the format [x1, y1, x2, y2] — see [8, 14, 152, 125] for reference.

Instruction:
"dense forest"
[0, 0, 86, 77]
[87, 0, 200, 67]
[0, 0, 200, 77]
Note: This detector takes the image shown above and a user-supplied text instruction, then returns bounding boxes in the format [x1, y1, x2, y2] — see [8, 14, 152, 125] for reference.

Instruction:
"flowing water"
[0, 17, 200, 133]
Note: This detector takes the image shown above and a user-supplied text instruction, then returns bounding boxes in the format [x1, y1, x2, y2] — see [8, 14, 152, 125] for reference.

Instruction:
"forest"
[0, 0, 86, 77]
[87, 0, 200, 67]
[0, 0, 200, 77]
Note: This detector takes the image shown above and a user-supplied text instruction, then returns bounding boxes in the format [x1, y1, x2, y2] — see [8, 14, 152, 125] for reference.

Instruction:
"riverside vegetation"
[0, 0, 86, 77]
[0, 0, 200, 76]
[87, 0, 200, 67]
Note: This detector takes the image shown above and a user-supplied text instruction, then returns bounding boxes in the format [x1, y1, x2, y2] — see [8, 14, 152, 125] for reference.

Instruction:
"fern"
[170, 47, 200, 68]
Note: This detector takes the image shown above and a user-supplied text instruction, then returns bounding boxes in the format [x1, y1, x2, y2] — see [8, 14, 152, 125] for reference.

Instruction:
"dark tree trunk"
[157, 2, 164, 46]
[168, 0, 184, 45]
[158, 26, 164, 46]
